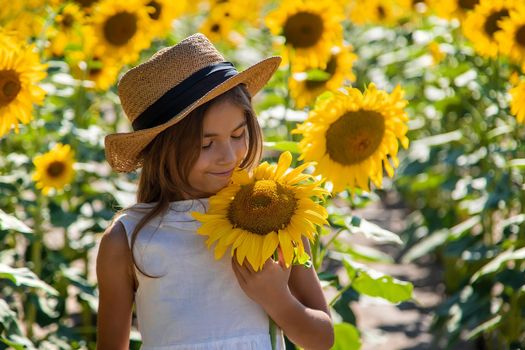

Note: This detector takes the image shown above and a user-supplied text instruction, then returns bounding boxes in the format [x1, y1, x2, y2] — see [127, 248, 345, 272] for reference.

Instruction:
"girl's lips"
[209, 169, 234, 177]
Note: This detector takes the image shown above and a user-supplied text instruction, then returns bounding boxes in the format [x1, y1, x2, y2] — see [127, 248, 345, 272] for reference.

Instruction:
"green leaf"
[343, 259, 413, 303]
[263, 141, 300, 154]
[508, 158, 525, 168]
[0, 209, 32, 234]
[0, 264, 59, 296]
[332, 240, 394, 263]
[0, 299, 23, 336]
[401, 216, 480, 263]
[331, 322, 361, 350]
[500, 214, 525, 229]
[471, 247, 525, 282]
[348, 215, 403, 245]
[412, 130, 463, 147]
[465, 315, 502, 340]
[305, 68, 331, 82]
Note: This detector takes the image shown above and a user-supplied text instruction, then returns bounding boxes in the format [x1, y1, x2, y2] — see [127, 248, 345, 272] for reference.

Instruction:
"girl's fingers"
[244, 261, 256, 274]
[277, 246, 286, 269]
[231, 258, 247, 284]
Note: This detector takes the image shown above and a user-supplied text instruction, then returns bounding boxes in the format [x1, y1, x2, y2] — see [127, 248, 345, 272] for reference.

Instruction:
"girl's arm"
[96, 221, 137, 349]
[231, 237, 334, 350]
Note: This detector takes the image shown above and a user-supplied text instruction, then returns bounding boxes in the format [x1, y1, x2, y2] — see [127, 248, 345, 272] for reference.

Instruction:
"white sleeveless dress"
[114, 198, 286, 350]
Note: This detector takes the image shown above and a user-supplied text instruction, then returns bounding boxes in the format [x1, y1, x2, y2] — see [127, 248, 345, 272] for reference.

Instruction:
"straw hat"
[104, 33, 281, 172]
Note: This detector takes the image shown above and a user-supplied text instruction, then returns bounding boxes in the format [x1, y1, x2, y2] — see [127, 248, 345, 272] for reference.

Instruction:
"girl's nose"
[217, 141, 237, 164]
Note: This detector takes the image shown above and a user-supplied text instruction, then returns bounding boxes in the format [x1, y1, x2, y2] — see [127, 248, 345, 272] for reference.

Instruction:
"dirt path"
[347, 197, 477, 350]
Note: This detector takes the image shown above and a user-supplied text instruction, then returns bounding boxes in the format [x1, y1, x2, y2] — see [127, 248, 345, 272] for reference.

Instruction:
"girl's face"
[187, 100, 248, 196]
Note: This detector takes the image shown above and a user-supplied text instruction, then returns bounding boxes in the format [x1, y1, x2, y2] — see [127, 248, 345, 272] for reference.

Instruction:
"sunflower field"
[1, 0, 524, 349]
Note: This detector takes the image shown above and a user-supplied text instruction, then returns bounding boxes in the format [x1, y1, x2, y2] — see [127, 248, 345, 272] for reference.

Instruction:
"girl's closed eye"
[231, 130, 246, 140]
[202, 130, 246, 149]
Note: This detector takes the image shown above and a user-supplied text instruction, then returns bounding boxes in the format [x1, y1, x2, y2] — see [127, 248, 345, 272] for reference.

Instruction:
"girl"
[96, 33, 334, 350]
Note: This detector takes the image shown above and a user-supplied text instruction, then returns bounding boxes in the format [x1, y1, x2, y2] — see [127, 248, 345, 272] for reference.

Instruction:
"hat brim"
[104, 56, 282, 172]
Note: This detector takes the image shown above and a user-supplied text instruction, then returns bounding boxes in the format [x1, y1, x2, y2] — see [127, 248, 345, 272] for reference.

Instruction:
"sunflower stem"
[269, 249, 279, 350]
[25, 193, 47, 339]
[324, 228, 345, 250]
[284, 46, 294, 137]
[329, 282, 352, 308]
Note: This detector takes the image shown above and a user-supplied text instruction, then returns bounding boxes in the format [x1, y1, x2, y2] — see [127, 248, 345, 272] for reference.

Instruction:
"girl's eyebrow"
[203, 121, 247, 137]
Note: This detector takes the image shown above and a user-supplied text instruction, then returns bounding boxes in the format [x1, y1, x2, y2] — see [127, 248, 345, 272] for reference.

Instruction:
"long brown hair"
[118, 84, 262, 278]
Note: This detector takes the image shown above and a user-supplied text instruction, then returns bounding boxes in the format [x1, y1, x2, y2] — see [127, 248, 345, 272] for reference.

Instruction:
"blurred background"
[0, 0, 524, 349]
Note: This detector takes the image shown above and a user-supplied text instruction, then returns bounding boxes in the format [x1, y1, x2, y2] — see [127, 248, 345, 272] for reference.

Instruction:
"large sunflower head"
[293, 83, 410, 193]
[495, 3, 525, 65]
[192, 151, 329, 271]
[265, 0, 344, 68]
[32, 144, 76, 196]
[0, 32, 47, 138]
[90, 0, 155, 65]
[289, 44, 357, 109]
[462, 0, 514, 58]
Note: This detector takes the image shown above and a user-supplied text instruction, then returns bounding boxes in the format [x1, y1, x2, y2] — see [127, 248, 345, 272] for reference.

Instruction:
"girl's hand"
[231, 247, 292, 309]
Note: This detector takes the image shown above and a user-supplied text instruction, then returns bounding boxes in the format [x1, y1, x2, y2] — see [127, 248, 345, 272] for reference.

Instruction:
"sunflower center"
[516, 25, 525, 48]
[377, 5, 386, 19]
[228, 180, 297, 236]
[103, 12, 138, 46]
[283, 11, 324, 49]
[46, 161, 66, 178]
[305, 54, 337, 90]
[211, 23, 220, 33]
[483, 9, 509, 37]
[0, 70, 21, 106]
[458, 0, 478, 11]
[147, 1, 162, 20]
[325, 109, 385, 165]
[61, 13, 75, 28]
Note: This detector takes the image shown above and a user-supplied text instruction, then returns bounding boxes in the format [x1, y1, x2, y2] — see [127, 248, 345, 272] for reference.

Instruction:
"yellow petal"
[274, 151, 292, 179]
[278, 230, 294, 267]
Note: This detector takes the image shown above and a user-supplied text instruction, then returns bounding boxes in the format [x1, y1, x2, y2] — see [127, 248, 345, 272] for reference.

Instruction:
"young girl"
[96, 33, 334, 350]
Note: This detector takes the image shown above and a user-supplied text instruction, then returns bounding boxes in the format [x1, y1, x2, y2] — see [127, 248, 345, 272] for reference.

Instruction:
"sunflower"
[509, 78, 525, 124]
[0, 3, 46, 39]
[199, 3, 238, 45]
[192, 151, 329, 271]
[349, 0, 402, 26]
[70, 53, 122, 91]
[68, 26, 121, 91]
[0, 32, 47, 138]
[293, 83, 410, 193]
[47, 2, 86, 57]
[32, 144, 76, 195]
[265, 0, 344, 69]
[90, 0, 155, 65]
[495, 3, 525, 66]
[433, 0, 479, 20]
[462, 0, 515, 58]
[289, 44, 357, 109]
[144, 0, 185, 38]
